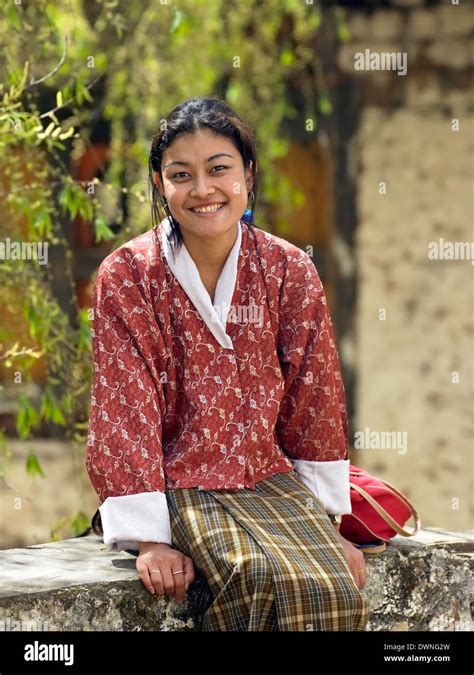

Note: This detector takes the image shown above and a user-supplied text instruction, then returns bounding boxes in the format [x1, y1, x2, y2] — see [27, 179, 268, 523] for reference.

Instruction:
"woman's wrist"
[327, 514, 342, 530]
[138, 541, 171, 553]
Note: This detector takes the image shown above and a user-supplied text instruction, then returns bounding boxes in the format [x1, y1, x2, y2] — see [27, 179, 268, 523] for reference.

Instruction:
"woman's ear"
[153, 173, 166, 200]
[245, 160, 254, 193]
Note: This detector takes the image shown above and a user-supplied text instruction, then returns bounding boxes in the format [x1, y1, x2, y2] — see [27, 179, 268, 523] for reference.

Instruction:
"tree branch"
[25, 35, 69, 90]
[39, 72, 103, 119]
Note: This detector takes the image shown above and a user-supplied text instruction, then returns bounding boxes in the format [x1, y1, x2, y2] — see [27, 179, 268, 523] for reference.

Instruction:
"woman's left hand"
[336, 531, 367, 590]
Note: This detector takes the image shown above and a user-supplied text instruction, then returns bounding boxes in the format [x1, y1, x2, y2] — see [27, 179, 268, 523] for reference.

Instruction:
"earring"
[248, 190, 255, 202]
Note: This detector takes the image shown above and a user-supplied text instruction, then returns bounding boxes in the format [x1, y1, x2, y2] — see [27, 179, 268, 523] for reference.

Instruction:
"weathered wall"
[0, 530, 473, 631]
[0, 531, 472, 632]
[338, 2, 473, 530]
[0, 440, 98, 549]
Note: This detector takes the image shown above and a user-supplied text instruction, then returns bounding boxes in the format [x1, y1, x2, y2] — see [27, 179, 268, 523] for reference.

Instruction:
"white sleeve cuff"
[291, 458, 352, 515]
[99, 491, 172, 552]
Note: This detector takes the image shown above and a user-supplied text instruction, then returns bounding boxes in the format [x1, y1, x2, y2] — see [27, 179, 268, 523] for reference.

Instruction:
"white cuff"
[99, 491, 172, 552]
[291, 458, 352, 515]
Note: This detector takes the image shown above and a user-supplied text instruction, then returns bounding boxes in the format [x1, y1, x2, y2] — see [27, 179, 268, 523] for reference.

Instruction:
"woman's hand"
[335, 531, 367, 590]
[136, 542, 196, 604]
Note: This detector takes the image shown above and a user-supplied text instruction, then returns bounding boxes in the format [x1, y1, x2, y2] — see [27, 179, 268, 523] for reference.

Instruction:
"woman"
[86, 96, 369, 631]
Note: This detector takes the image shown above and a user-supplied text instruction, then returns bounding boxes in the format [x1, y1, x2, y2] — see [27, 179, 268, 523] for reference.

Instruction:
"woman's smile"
[187, 202, 227, 217]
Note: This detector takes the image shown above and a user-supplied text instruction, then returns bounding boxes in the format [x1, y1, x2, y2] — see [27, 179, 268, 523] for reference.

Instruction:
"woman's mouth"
[188, 202, 227, 217]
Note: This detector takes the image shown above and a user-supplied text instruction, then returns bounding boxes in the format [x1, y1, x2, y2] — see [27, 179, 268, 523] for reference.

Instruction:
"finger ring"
[150, 569, 161, 574]
[172, 570, 185, 575]
[358, 568, 366, 572]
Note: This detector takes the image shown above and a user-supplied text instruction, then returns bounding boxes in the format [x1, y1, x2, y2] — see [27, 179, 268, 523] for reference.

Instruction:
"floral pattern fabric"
[86, 220, 349, 505]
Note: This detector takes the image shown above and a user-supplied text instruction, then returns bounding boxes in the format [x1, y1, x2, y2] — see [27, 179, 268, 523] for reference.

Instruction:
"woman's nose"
[190, 175, 215, 197]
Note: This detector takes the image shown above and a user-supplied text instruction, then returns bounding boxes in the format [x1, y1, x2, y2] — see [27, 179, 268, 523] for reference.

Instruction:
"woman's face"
[155, 128, 253, 241]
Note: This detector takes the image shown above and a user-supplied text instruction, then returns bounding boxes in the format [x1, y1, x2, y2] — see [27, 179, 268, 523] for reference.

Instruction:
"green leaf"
[75, 81, 93, 106]
[94, 216, 116, 242]
[319, 95, 333, 116]
[170, 9, 184, 33]
[76, 193, 93, 221]
[26, 449, 45, 479]
[59, 184, 92, 220]
[35, 209, 53, 237]
[269, 138, 289, 159]
[38, 122, 56, 139]
[16, 398, 39, 439]
[169, 9, 193, 37]
[40, 388, 66, 426]
[70, 511, 90, 536]
[51, 404, 66, 425]
[59, 126, 75, 140]
[24, 301, 43, 341]
[227, 81, 242, 106]
[335, 8, 351, 43]
[6, 5, 21, 31]
[337, 23, 351, 43]
[61, 393, 73, 415]
[58, 184, 76, 215]
[77, 308, 92, 352]
[280, 49, 295, 67]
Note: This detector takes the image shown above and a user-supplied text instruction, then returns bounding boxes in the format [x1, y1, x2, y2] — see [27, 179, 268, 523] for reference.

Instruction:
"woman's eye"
[171, 165, 229, 180]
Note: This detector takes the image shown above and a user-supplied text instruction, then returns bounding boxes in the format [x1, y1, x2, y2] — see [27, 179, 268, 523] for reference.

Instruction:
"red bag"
[340, 464, 421, 544]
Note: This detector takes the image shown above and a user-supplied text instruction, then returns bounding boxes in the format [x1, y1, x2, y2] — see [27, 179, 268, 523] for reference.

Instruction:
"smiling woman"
[86, 96, 369, 632]
[149, 97, 258, 247]
[152, 126, 254, 299]
[148, 99, 258, 300]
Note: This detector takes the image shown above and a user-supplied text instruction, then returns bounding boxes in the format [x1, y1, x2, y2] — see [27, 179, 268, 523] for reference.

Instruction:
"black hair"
[148, 96, 259, 251]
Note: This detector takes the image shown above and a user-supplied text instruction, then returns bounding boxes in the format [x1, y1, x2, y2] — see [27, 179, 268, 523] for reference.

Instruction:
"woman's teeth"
[191, 203, 226, 214]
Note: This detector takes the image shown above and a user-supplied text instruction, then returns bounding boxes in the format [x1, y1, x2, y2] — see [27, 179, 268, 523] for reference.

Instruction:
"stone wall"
[0, 440, 98, 549]
[336, 2, 473, 531]
[0, 530, 472, 631]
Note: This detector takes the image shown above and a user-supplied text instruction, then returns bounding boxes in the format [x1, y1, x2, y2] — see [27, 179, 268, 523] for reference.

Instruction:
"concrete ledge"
[0, 528, 472, 631]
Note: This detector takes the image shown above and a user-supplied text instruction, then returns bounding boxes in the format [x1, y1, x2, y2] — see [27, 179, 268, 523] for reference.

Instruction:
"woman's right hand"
[136, 542, 195, 604]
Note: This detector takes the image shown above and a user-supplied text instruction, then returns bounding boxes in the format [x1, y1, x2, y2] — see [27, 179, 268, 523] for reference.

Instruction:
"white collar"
[159, 218, 242, 350]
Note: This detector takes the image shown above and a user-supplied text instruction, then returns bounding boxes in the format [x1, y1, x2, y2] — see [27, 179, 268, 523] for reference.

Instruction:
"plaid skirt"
[165, 470, 369, 632]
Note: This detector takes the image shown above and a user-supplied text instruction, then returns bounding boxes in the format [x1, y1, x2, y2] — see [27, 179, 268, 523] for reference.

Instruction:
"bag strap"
[350, 474, 417, 517]
[349, 480, 421, 537]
